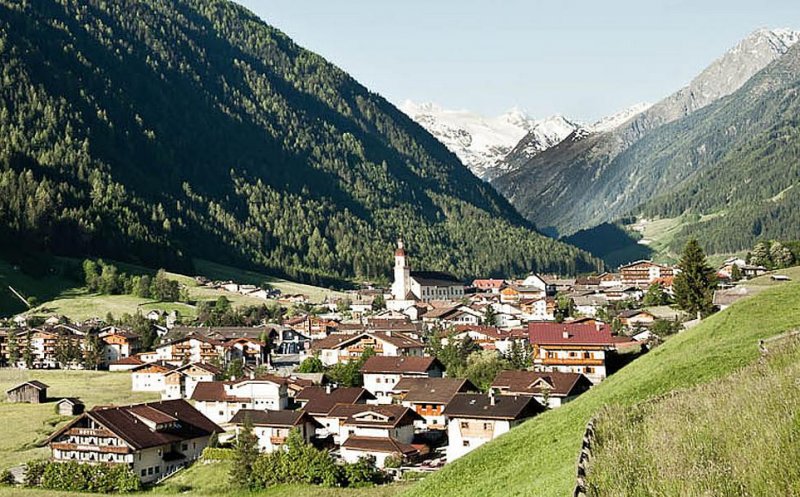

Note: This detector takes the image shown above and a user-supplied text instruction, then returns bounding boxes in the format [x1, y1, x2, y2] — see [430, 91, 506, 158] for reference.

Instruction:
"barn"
[6, 380, 49, 403]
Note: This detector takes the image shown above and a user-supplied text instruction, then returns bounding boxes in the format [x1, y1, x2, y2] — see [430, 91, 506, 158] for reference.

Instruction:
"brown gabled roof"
[310, 331, 423, 353]
[342, 435, 419, 455]
[327, 404, 422, 428]
[491, 370, 592, 398]
[190, 377, 285, 403]
[360, 356, 442, 374]
[131, 361, 177, 373]
[393, 377, 477, 404]
[109, 356, 145, 366]
[229, 409, 319, 428]
[48, 399, 223, 450]
[297, 387, 374, 416]
[443, 393, 544, 420]
[6, 380, 49, 393]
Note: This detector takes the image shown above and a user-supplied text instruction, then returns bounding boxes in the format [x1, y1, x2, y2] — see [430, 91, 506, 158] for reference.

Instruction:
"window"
[148, 467, 153, 475]
[483, 423, 492, 430]
[460, 421, 469, 429]
[376, 377, 381, 383]
[462, 440, 470, 447]
[585, 367, 594, 373]
[155, 467, 160, 474]
[182, 443, 188, 451]
[141, 469, 146, 477]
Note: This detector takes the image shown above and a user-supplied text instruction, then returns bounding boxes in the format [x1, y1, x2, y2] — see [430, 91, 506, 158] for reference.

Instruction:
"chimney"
[386, 330, 392, 337]
[249, 371, 255, 380]
[489, 389, 496, 406]
[326, 383, 332, 395]
[562, 330, 569, 339]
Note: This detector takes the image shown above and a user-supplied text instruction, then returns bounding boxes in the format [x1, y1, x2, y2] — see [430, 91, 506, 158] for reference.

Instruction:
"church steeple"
[391, 238, 411, 300]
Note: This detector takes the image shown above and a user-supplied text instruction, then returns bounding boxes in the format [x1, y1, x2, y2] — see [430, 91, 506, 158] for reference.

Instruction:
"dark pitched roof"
[190, 377, 285, 403]
[296, 387, 374, 416]
[527, 322, 618, 347]
[410, 271, 463, 287]
[491, 370, 592, 398]
[443, 393, 544, 420]
[229, 409, 318, 428]
[131, 361, 177, 373]
[56, 397, 84, 406]
[327, 404, 422, 428]
[342, 435, 418, 455]
[393, 377, 477, 404]
[310, 331, 423, 352]
[360, 356, 442, 374]
[48, 399, 223, 450]
[6, 380, 49, 393]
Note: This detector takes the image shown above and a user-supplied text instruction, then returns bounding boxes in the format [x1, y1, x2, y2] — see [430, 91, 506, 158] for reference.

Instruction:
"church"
[389, 240, 465, 307]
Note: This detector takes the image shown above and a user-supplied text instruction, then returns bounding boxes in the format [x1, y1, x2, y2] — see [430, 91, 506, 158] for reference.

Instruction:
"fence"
[573, 417, 595, 497]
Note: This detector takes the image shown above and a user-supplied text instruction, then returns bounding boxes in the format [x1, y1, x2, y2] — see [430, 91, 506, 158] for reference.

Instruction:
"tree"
[482, 305, 497, 326]
[770, 241, 795, 268]
[82, 259, 100, 292]
[730, 263, 742, 282]
[297, 355, 324, 373]
[230, 414, 258, 488]
[7, 332, 19, 366]
[673, 239, 717, 318]
[150, 269, 180, 301]
[642, 283, 670, 306]
[82, 334, 103, 370]
[336, 298, 352, 314]
[463, 350, 510, 392]
[749, 241, 771, 267]
[371, 293, 385, 311]
[506, 340, 531, 370]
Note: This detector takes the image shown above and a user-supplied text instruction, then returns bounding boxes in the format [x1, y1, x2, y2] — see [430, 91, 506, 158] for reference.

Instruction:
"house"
[620, 261, 675, 287]
[310, 331, 425, 367]
[328, 404, 422, 467]
[518, 298, 555, 321]
[131, 362, 176, 392]
[490, 370, 592, 408]
[109, 355, 145, 372]
[296, 386, 374, 439]
[500, 285, 545, 304]
[443, 325, 527, 355]
[100, 328, 141, 366]
[162, 362, 221, 400]
[56, 397, 85, 416]
[47, 399, 222, 484]
[528, 322, 630, 384]
[571, 294, 609, 318]
[618, 309, 656, 328]
[154, 334, 226, 366]
[520, 274, 555, 295]
[6, 380, 48, 403]
[390, 239, 464, 304]
[190, 376, 289, 425]
[471, 279, 506, 294]
[444, 392, 543, 461]
[230, 409, 320, 453]
[360, 356, 444, 404]
[392, 377, 478, 429]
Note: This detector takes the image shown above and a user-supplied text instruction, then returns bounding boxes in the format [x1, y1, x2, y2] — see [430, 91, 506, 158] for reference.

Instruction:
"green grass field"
[401, 272, 800, 497]
[0, 369, 159, 471]
[585, 337, 800, 497]
[1, 256, 346, 321]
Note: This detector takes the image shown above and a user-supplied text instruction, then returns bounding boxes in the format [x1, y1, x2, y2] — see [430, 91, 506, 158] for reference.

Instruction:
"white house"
[131, 362, 176, 392]
[444, 392, 543, 461]
[296, 386, 374, 440]
[162, 362, 221, 400]
[392, 377, 478, 429]
[229, 409, 319, 453]
[491, 370, 593, 408]
[310, 331, 425, 367]
[190, 376, 288, 425]
[360, 356, 444, 404]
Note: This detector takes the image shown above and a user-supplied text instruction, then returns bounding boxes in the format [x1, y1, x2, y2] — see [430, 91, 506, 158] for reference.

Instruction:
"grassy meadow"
[585, 338, 800, 497]
[401, 274, 800, 497]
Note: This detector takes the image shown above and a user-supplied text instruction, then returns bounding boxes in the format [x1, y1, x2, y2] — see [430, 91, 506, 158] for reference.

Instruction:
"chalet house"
[109, 355, 145, 372]
[56, 397, 85, 415]
[273, 327, 312, 355]
[521, 273, 556, 294]
[190, 376, 289, 425]
[6, 380, 48, 403]
[47, 399, 222, 484]
[600, 285, 644, 302]
[230, 409, 320, 453]
[392, 377, 477, 429]
[310, 331, 425, 366]
[421, 305, 483, 328]
[528, 322, 630, 384]
[222, 337, 268, 368]
[328, 404, 422, 467]
[500, 285, 545, 304]
[618, 309, 657, 328]
[443, 325, 527, 355]
[571, 294, 609, 318]
[471, 279, 506, 294]
[296, 386, 374, 438]
[360, 356, 444, 404]
[518, 298, 555, 321]
[491, 370, 592, 408]
[162, 362, 221, 400]
[100, 328, 141, 366]
[444, 392, 543, 461]
[718, 258, 767, 280]
[131, 362, 176, 392]
[154, 335, 225, 366]
[620, 261, 675, 287]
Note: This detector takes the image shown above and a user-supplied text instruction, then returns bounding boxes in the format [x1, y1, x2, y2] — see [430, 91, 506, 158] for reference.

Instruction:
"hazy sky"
[235, 0, 799, 122]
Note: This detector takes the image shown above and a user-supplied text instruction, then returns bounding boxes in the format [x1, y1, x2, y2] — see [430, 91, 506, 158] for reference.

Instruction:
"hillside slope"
[0, 0, 598, 285]
[493, 28, 800, 236]
[403, 275, 800, 497]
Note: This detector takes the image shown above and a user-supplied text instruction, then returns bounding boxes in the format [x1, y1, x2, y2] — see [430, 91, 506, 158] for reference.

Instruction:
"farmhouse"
[329, 404, 422, 467]
[47, 399, 222, 484]
[392, 377, 478, 429]
[491, 370, 592, 408]
[296, 386, 374, 439]
[6, 380, 48, 403]
[162, 362, 221, 400]
[444, 392, 543, 461]
[360, 355, 444, 404]
[131, 362, 176, 392]
[310, 331, 425, 366]
[190, 376, 289, 425]
[230, 409, 320, 453]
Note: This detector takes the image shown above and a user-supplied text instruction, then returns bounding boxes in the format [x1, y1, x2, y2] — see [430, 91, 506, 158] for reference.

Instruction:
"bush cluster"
[24, 461, 140, 493]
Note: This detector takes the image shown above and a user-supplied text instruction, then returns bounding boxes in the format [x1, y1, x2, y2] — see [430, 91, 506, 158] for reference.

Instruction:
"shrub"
[383, 454, 403, 469]
[343, 455, 384, 487]
[38, 461, 140, 493]
[0, 469, 14, 486]
[23, 460, 47, 487]
[202, 447, 235, 461]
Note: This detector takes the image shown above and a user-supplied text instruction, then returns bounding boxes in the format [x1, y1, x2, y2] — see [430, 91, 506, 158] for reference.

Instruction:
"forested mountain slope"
[0, 0, 598, 284]
[493, 28, 800, 236]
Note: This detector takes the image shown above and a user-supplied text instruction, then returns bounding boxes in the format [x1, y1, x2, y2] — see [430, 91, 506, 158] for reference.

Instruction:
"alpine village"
[1, 2, 799, 497]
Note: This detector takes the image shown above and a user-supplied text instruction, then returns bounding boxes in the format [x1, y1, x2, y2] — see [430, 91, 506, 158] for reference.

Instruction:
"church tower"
[391, 238, 411, 300]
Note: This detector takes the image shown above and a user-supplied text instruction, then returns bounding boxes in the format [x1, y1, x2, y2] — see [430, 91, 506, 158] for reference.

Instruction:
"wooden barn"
[55, 397, 84, 415]
[6, 380, 49, 403]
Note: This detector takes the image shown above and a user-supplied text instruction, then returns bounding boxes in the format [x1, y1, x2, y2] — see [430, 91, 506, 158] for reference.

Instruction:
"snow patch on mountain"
[589, 102, 652, 133]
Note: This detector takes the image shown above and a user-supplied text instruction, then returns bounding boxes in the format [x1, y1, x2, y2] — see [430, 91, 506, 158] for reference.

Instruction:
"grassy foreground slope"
[404, 277, 800, 497]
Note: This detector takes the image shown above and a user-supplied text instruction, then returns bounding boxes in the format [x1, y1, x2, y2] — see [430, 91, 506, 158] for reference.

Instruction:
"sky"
[235, 0, 799, 122]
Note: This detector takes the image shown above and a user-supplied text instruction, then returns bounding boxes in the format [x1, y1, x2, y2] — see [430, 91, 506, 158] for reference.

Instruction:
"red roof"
[527, 322, 618, 346]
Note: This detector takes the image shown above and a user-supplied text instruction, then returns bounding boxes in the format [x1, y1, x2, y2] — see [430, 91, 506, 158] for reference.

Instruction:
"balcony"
[51, 442, 131, 454]
[270, 436, 287, 445]
[66, 428, 114, 438]
[540, 358, 604, 366]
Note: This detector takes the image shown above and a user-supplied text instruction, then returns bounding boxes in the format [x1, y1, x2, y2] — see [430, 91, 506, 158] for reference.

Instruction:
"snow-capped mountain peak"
[399, 100, 578, 180]
[589, 102, 652, 133]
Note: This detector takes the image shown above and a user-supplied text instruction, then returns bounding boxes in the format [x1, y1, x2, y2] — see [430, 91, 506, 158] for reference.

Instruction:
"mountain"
[493, 28, 800, 236]
[587, 102, 652, 134]
[399, 101, 579, 180]
[0, 0, 600, 284]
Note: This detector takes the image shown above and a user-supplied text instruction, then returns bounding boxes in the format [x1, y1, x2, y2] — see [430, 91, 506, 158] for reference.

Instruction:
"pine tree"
[482, 305, 497, 326]
[673, 239, 717, 318]
[230, 414, 259, 488]
[22, 330, 34, 369]
[7, 332, 19, 367]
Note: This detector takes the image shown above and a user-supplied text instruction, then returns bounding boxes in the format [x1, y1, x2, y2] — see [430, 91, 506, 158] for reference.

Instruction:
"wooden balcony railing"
[540, 358, 604, 366]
